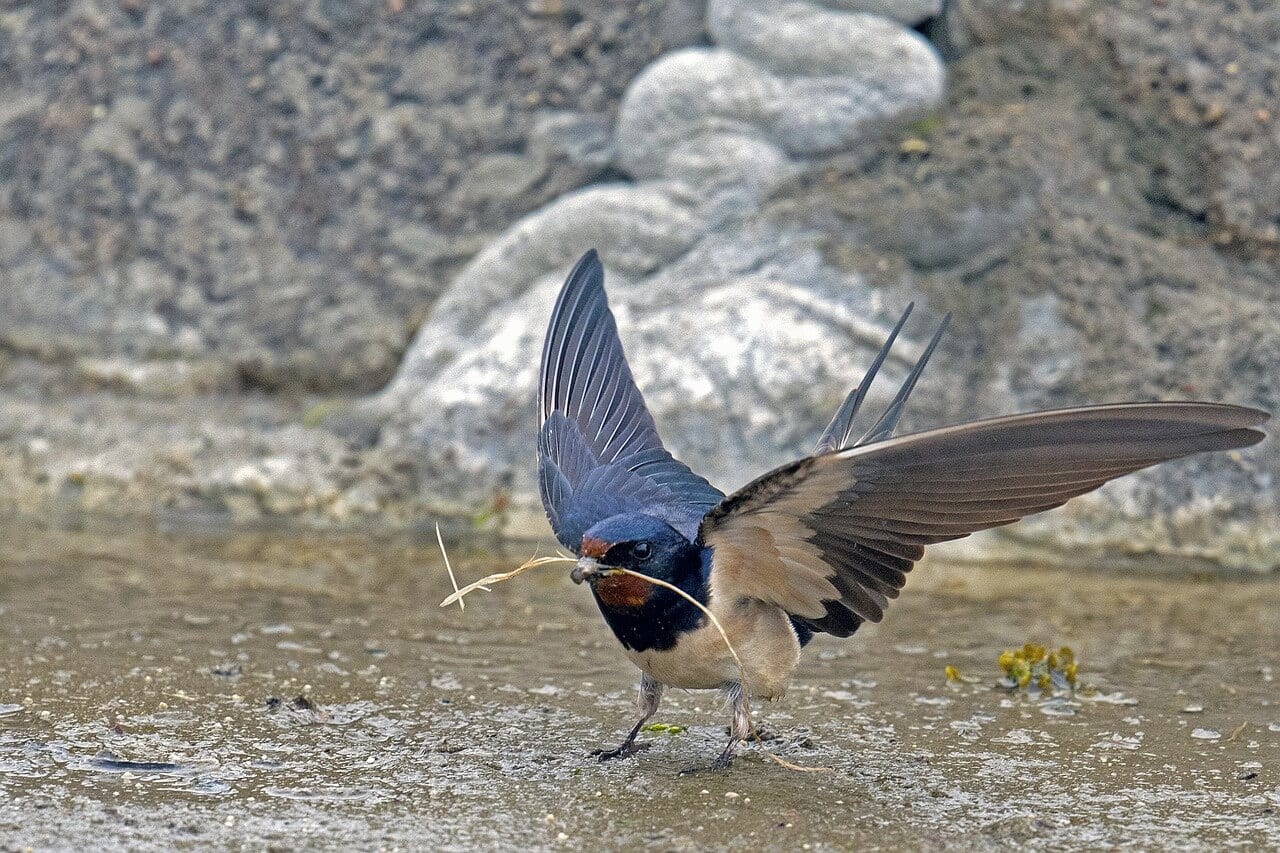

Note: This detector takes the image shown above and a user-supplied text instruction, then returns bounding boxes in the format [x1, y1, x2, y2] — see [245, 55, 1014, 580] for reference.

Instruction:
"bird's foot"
[592, 740, 651, 762]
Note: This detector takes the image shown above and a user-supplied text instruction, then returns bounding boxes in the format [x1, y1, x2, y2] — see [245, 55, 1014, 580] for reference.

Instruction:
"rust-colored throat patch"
[592, 572, 653, 608]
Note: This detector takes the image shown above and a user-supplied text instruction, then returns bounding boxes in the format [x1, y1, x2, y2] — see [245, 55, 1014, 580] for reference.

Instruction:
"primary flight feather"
[537, 249, 1268, 770]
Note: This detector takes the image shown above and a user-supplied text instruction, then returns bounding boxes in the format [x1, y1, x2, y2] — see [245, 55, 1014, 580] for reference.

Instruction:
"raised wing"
[702, 402, 1268, 637]
[537, 250, 724, 551]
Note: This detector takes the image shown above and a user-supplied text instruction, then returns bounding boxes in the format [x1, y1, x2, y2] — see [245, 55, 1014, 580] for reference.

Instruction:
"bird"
[536, 248, 1268, 771]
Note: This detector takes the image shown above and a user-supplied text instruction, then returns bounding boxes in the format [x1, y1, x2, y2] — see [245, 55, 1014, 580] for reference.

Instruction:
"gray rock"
[369, 0, 1278, 570]
[376, 0, 944, 413]
[708, 0, 939, 80]
[529, 111, 615, 171]
[0, 220, 35, 265]
[372, 0, 952, 538]
[452, 153, 547, 210]
[820, 0, 943, 24]
[617, 25, 944, 177]
[375, 182, 708, 395]
[0, 0, 1274, 572]
[0, 0, 705, 393]
[378, 229, 914, 507]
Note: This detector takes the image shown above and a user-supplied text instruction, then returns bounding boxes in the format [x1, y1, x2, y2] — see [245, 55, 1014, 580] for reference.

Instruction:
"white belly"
[622, 598, 802, 698]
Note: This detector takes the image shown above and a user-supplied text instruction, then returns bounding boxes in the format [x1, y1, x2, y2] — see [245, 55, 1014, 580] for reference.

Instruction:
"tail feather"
[856, 313, 951, 447]
[815, 303, 914, 455]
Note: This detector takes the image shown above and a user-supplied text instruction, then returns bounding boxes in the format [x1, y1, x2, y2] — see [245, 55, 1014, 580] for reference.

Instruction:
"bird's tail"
[815, 306, 951, 454]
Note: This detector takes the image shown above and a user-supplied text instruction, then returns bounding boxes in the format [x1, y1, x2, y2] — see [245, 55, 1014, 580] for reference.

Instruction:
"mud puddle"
[1, 525, 1277, 850]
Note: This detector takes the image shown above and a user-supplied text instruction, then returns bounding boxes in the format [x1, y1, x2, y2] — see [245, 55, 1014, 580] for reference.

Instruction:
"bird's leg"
[714, 682, 752, 770]
[594, 672, 663, 762]
[680, 682, 751, 775]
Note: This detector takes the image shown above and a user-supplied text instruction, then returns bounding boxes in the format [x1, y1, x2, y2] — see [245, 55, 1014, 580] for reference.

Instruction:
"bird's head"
[570, 514, 699, 607]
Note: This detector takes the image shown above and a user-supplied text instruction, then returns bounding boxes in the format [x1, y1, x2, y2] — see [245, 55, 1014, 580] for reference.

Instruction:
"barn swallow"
[537, 249, 1268, 771]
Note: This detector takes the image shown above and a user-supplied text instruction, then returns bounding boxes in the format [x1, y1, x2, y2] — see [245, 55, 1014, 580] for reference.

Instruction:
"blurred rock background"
[0, 0, 1275, 570]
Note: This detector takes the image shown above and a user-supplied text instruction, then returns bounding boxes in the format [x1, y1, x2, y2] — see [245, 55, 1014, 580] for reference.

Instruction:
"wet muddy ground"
[1, 524, 1278, 851]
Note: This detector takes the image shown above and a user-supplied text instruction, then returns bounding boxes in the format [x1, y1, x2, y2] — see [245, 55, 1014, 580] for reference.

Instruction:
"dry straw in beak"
[436, 536, 828, 773]
[437, 552, 576, 608]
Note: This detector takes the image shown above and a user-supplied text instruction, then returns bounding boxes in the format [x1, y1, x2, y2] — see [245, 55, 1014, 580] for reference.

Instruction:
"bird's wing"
[537, 250, 724, 551]
[702, 402, 1267, 637]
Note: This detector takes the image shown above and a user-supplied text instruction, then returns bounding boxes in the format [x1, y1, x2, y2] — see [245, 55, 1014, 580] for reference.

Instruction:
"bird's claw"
[592, 740, 651, 762]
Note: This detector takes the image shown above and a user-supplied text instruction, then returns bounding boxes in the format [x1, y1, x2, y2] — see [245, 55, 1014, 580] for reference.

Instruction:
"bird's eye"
[631, 542, 652, 561]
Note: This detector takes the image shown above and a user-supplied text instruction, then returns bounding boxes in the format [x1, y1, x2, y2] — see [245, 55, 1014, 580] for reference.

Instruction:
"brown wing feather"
[702, 402, 1267, 637]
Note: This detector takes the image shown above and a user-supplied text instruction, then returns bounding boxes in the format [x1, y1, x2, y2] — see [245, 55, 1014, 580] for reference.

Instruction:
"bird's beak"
[571, 557, 616, 584]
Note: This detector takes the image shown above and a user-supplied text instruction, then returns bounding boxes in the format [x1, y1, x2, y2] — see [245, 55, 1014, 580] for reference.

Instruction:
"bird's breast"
[623, 597, 801, 698]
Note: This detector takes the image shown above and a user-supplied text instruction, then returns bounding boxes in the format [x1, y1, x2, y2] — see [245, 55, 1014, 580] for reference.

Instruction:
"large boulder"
[370, 0, 1279, 570]
[366, 2, 951, 532]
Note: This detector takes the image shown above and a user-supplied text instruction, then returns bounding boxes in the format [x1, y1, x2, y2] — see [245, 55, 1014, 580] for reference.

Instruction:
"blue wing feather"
[536, 250, 723, 550]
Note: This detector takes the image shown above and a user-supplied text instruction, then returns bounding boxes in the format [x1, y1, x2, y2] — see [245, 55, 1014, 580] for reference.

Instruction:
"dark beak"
[571, 557, 615, 584]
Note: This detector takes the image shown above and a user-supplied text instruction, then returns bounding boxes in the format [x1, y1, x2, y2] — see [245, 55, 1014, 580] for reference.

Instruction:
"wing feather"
[536, 250, 724, 550]
[703, 402, 1267, 637]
